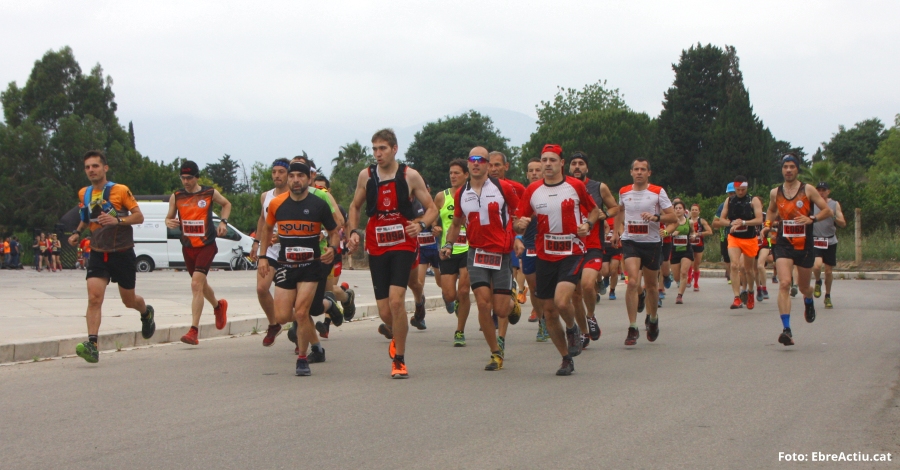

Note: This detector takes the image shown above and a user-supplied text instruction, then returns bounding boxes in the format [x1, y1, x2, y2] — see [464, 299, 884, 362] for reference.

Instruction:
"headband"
[272, 160, 290, 170]
[569, 152, 588, 164]
[781, 154, 801, 167]
[542, 144, 563, 156]
[288, 162, 311, 177]
[734, 181, 749, 188]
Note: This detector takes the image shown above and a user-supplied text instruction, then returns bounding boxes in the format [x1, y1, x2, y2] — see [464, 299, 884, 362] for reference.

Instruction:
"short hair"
[449, 159, 469, 174]
[314, 175, 330, 189]
[673, 201, 687, 210]
[83, 149, 107, 165]
[488, 151, 508, 164]
[371, 128, 398, 148]
[631, 158, 651, 170]
[528, 157, 541, 165]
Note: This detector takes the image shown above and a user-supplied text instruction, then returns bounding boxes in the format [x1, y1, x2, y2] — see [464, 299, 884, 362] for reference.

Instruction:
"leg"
[580, 268, 599, 319]
[824, 264, 834, 295]
[293, 282, 319, 355]
[775, 258, 795, 315]
[273, 287, 298, 325]
[624, 257, 643, 324]
[570, 284, 588, 334]
[643, 268, 661, 319]
[85, 277, 108, 336]
[677, 259, 691, 296]
[388, 286, 410, 355]
[190, 272, 211, 327]
[474, 287, 499, 352]
[118, 286, 147, 316]
[728, 247, 744, 298]
[456, 269, 472, 332]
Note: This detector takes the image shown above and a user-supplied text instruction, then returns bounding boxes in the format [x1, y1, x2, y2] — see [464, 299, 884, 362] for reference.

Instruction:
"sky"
[1, 0, 898, 175]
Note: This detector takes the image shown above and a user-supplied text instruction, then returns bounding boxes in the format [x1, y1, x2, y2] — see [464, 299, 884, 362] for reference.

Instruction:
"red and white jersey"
[518, 176, 597, 261]
[619, 184, 672, 243]
[503, 178, 526, 200]
[454, 177, 520, 253]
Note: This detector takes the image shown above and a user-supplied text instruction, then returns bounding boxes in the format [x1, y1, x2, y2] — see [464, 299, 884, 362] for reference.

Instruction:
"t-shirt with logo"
[618, 184, 672, 244]
[579, 178, 605, 250]
[174, 186, 217, 248]
[77, 184, 139, 252]
[454, 178, 520, 254]
[266, 191, 337, 264]
[775, 183, 813, 251]
[365, 177, 417, 256]
[517, 176, 597, 262]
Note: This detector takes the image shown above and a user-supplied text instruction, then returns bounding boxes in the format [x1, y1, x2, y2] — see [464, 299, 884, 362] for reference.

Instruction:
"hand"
[513, 238, 525, 257]
[440, 246, 451, 260]
[432, 225, 442, 238]
[165, 218, 180, 229]
[515, 217, 531, 232]
[405, 222, 422, 237]
[217, 221, 227, 237]
[577, 223, 590, 238]
[610, 233, 621, 248]
[258, 258, 269, 278]
[347, 232, 360, 253]
[68, 233, 80, 247]
[321, 247, 335, 265]
[641, 212, 655, 222]
[730, 219, 744, 227]
[672, 230, 680, 237]
[249, 247, 259, 263]
[97, 212, 118, 226]
[794, 215, 814, 225]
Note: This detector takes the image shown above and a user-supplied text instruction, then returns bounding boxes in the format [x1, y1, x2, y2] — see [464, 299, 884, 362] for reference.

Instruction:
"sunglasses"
[468, 156, 487, 163]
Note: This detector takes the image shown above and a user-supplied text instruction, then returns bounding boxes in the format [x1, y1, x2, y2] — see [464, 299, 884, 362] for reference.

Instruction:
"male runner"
[435, 159, 472, 346]
[346, 129, 438, 378]
[714, 183, 736, 284]
[488, 151, 527, 302]
[610, 158, 675, 346]
[258, 161, 339, 376]
[513, 158, 548, 341]
[715, 175, 764, 310]
[600, 217, 622, 300]
[165, 161, 231, 345]
[811, 182, 846, 308]
[515, 144, 600, 376]
[312, 175, 353, 338]
[443, 147, 519, 371]
[765, 154, 832, 346]
[68, 150, 155, 363]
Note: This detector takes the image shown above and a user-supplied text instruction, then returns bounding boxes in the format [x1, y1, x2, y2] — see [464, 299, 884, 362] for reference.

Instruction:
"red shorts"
[331, 259, 342, 278]
[183, 243, 218, 276]
[583, 248, 603, 272]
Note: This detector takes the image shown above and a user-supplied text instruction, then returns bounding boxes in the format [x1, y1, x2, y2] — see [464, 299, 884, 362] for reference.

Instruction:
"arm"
[699, 219, 713, 238]
[611, 200, 624, 247]
[257, 218, 274, 278]
[834, 202, 847, 228]
[406, 169, 438, 236]
[763, 188, 779, 237]
[431, 191, 445, 239]
[578, 207, 600, 238]
[251, 192, 267, 262]
[345, 168, 369, 253]
[440, 215, 466, 259]
[68, 221, 88, 247]
[324, 191, 345, 228]
[805, 186, 833, 223]
[744, 198, 765, 227]
[713, 198, 730, 228]
[164, 194, 179, 229]
[599, 183, 619, 219]
[212, 190, 232, 236]
[658, 206, 677, 224]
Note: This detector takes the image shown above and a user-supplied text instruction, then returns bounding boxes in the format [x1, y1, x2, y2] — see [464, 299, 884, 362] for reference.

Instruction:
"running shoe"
[517, 287, 527, 305]
[378, 323, 393, 339]
[341, 289, 356, 321]
[596, 292, 601, 304]
[181, 327, 199, 345]
[453, 300, 459, 317]
[663, 275, 672, 289]
[140, 305, 156, 340]
[772, 275, 778, 284]
[412, 295, 426, 328]
[693, 280, 699, 292]
[620, 273, 626, 281]
[657, 298, 663, 309]
[604, 277, 610, 289]
[637, 290, 646, 313]
[287, 321, 298, 344]
[587, 316, 601, 341]
[315, 321, 330, 339]
[536, 319, 548, 342]
[485, 353, 503, 371]
[528, 311, 538, 322]
[75, 341, 99, 363]
[566, 325, 583, 357]
[646, 317, 660, 342]
[582, 334, 590, 349]
[756, 289, 763, 302]
[294, 346, 299, 355]
[739, 290, 748, 305]
[445, 299, 455, 314]
[308, 345, 325, 363]
[325, 292, 344, 327]
[747, 293, 755, 310]
[599, 280, 608, 296]
[814, 282, 822, 298]
[508, 299, 522, 325]
[645, 313, 650, 327]
[214, 299, 228, 330]
[730, 297, 743, 309]
[453, 331, 466, 347]
[763, 289, 770, 300]
[556, 357, 575, 376]
[391, 358, 408, 379]
[625, 327, 639, 346]
[262, 323, 282, 347]
[410, 315, 427, 330]
[778, 327, 794, 346]
[295, 357, 311, 376]
[790, 284, 798, 297]
[609, 292, 616, 300]
[727, 279, 732, 285]
[824, 296, 833, 309]
[676, 294, 683, 304]
[426, 267, 435, 277]
[804, 298, 816, 323]
[498, 336, 505, 358]
[659, 290, 666, 300]
[388, 339, 396, 359]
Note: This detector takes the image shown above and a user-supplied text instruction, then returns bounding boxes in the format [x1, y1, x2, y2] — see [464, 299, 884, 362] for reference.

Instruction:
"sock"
[492, 350, 501, 356]
[562, 354, 572, 361]
[781, 314, 790, 329]
[141, 308, 150, 318]
[298, 355, 307, 359]
[804, 297, 813, 305]
[763, 287, 768, 293]
[815, 280, 822, 285]
[629, 322, 637, 329]
[649, 315, 658, 323]
[88, 334, 98, 344]
[394, 354, 405, 363]
[324, 317, 332, 326]
[311, 342, 322, 352]
[824, 294, 830, 298]
[610, 288, 615, 294]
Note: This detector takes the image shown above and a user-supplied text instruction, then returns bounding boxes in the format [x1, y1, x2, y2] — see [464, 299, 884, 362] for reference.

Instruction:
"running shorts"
[418, 247, 441, 268]
[661, 242, 673, 263]
[467, 248, 512, 294]
[814, 243, 837, 267]
[670, 249, 694, 265]
[692, 244, 705, 254]
[583, 248, 603, 272]
[727, 235, 759, 258]
[368, 250, 417, 300]
[274, 260, 329, 316]
[772, 242, 815, 269]
[510, 249, 521, 269]
[623, 240, 663, 271]
[521, 250, 537, 276]
[720, 239, 731, 264]
[86, 248, 137, 290]
[183, 243, 218, 276]
[535, 255, 584, 300]
[439, 251, 467, 276]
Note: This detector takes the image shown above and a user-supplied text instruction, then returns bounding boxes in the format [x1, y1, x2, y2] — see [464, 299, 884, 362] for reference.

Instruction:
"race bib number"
[814, 237, 828, 250]
[182, 220, 205, 237]
[544, 234, 573, 256]
[691, 236, 702, 246]
[525, 248, 537, 257]
[417, 232, 436, 245]
[673, 236, 688, 247]
[473, 249, 502, 270]
[605, 231, 613, 243]
[732, 224, 748, 233]
[376, 224, 405, 247]
[782, 220, 806, 238]
[626, 220, 649, 235]
[454, 229, 468, 247]
[285, 246, 314, 262]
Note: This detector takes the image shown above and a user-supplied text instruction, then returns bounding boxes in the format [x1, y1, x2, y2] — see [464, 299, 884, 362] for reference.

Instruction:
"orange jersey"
[77, 184, 138, 252]
[775, 183, 812, 251]
[174, 186, 217, 248]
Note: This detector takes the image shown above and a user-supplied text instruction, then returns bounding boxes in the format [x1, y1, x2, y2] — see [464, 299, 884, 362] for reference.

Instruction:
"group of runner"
[69, 132, 846, 377]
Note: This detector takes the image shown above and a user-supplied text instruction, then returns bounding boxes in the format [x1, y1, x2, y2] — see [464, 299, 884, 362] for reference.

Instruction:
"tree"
[204, 154, 245, 194]
[655, 44, 778, 196]
[330, 141, 373, 208]
[823, 118, 887, 169]
[404, 110, 511, 191]
[869, 115, 900, 174]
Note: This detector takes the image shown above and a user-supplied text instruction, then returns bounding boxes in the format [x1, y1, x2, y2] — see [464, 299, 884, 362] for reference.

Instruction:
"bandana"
[734, 181, 749, 188]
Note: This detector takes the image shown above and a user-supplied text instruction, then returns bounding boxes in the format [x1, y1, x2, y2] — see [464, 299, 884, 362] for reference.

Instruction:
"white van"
[131, 201, 254, 272]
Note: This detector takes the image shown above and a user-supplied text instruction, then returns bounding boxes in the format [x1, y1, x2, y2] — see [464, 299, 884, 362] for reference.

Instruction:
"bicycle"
[229, 246, 257, 271]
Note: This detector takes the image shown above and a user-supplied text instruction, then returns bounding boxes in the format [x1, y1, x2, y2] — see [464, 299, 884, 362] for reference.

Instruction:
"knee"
[388, 297, 405, 315]
[190, 279, 204, 293]
[554, 299, 569, 312]
[87, 294, 103, 308]
[779, 278, 792, 291]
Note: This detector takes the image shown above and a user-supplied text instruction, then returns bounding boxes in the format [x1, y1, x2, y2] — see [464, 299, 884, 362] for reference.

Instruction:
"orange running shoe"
[214, 299, 228, 330]
[528, 310, 538, 322]
[388, 339, 396, 359]
[747, 293, 755, 310]
[181, 327, 199, 345]
[516, 287, 527, 304]
[391, 359, 408, 379]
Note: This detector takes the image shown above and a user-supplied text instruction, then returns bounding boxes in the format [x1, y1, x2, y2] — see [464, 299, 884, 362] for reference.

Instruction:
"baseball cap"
[816, 181, 829, 190]
[726, 182, 735, 194]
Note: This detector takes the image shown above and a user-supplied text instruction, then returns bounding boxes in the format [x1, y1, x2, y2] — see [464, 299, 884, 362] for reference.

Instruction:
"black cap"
[180, 160, 200, 177]
[569, 152, 588, 164]
[289, 162, 311, 178]
[816, 181, 829, 190]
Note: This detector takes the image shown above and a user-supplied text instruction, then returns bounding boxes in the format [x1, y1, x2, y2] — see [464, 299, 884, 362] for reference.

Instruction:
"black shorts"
[274, 261, 329, 316]
[772, 243, 815, 269]
[661, 242, 673, 263]
[439, 251, 468, 276]
[535, 256, 584, 300]
[670, 249, 694, 265]
[692, 243, 705, 253]
[720, 239, 731, 263]
[86, 249, 137, 290]
[602, 244, 623, 262]
[368, 250, 417, 300]
[623, 240, 663, 271]
[815, 243, 837, 267]
[418, 247, 441, 268]
[265, 256, 281, 269]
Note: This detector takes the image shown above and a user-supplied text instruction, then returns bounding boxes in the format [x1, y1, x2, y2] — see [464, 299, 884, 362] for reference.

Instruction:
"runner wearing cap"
[765, 153, 832, 346]
[811, 182, 846, 309]
[714, 183, 736, 284]
[346, 129, 438, 378]
[165, 160, 232, 345]
[610, 158, 675, 347]
[714, 175, 763, 310]
[443, 147, 520, 371]
[515, 144, 600, 376]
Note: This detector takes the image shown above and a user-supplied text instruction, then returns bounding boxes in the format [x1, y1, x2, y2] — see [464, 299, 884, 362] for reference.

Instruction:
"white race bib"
[525, 248, 537, 257]
[454, 228, 468, 247]
[375, 224, 406, 247]
[285, 246, 314, 262]
[732, 224, 748, 233]
[626, 220, 650, 235]
[182, 220, 205, 237]
[605, 231, 613, 243]
[417, 232, 436, 245]
[544, 234, 573, 256]
[673, 236, 688, 247]
[814, 237, 828, 250]
[473, 249, 502, 270]
[782, 220, 806, 238]
[690, 236, 702, 246]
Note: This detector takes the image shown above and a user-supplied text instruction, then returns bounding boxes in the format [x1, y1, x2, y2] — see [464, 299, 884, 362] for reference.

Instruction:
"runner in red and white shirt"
[442, 146, 519, 371]
[515, 144, 600, 376]
[610, 158, 675, 347]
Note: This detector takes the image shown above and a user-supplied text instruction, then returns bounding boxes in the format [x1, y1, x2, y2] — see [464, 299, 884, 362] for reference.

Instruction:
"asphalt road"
[1, 278, 898, 469]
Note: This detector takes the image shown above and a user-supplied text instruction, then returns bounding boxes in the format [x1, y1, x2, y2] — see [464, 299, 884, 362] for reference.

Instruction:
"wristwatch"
[220, 219, 228, 225]
[418, 221, 426, 231]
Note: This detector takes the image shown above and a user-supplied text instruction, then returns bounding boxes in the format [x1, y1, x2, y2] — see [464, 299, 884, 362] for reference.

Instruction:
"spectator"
[9, 236, 21, 269]
[32, 234, 43, 271]
[78, 236, 91, 270]
[2, 237, 9, 268]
